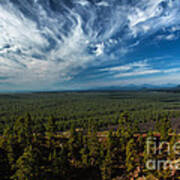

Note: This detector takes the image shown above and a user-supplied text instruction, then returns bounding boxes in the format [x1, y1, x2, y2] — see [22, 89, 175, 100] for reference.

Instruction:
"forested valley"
[1, 91, 180, 179]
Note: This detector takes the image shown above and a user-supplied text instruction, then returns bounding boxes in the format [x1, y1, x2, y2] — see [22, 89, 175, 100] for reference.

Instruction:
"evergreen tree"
[24, 113, 33, 144]
[0, 127, 16, 173]
[143, 131, 158, 177]
[156, 115, 171, 140]
[45, 116, 57, 138]
[126, 138, 138, 176]
[45, 115, 57, 148]
[80, 135, 90, 167]
[13, 114, 33, 145]
[87, 126, 100, 167]
[68, 124, 82, 164]
[101, 130, 116, 180]
[101, 148, 113, 180]
[116, 112, 133, 166]
[12, 145, 40, 180]
[51, 146, 70, 179]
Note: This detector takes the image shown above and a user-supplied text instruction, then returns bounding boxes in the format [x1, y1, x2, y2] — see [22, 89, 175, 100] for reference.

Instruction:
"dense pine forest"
[1, 91, 180, 133]
[1, 91, 180, 179]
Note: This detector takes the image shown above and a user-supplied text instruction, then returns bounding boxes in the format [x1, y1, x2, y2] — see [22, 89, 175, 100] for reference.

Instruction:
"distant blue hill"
[89, 83, 177, 91]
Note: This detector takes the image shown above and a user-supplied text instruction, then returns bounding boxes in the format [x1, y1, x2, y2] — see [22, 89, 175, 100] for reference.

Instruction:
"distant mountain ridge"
[90, 83, 177, 91]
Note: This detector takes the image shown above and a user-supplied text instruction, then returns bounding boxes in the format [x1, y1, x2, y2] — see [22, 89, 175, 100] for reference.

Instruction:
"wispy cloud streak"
[0, 0, 180, 90]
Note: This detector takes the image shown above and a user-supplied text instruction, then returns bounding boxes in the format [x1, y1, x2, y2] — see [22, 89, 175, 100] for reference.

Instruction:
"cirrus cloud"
[0, 0, 180, 90]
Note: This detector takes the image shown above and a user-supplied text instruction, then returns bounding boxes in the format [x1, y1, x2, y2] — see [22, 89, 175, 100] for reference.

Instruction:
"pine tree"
[0, 127, 16, 173]
[101, 148, 113, 180]
[24, 113, 33, 144]
[68, 124, 83, 164]
[45, 116, 57, 138]
[157, 132, 177, 179]
[12, 145, 40, 180]
[87, 126, 100, 167]
[51, 146, 70, 179]
[143, 131, 158, 177]
[136, 135, 145, 176]
[117, 112, 133, 166]
[80, 135, 90, 167]
[45, 115, 57, 147]
[13, 114, 33, 145]
[156, 114, 171, 140]
[126, 138, 138, 176]
[101, 130, 115, 180]
[13, 116, 26, 144]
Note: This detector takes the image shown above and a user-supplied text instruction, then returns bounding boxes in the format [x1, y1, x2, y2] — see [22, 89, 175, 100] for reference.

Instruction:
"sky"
[0, 0, 180, 91]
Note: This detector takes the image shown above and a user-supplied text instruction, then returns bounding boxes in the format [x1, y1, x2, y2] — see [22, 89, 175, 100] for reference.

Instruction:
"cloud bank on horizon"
[0, 0, 180, 91]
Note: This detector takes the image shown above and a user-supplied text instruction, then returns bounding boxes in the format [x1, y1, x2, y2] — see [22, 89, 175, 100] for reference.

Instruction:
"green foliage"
[87, 126, 101, 167]
[0, 91, 179, 133]
[13, 113, 33, 145]
[0, 91, 180, 179]
[155, 114, 171, 140]
[126, 138, 138, 173]
[12, 145, 39, 180]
